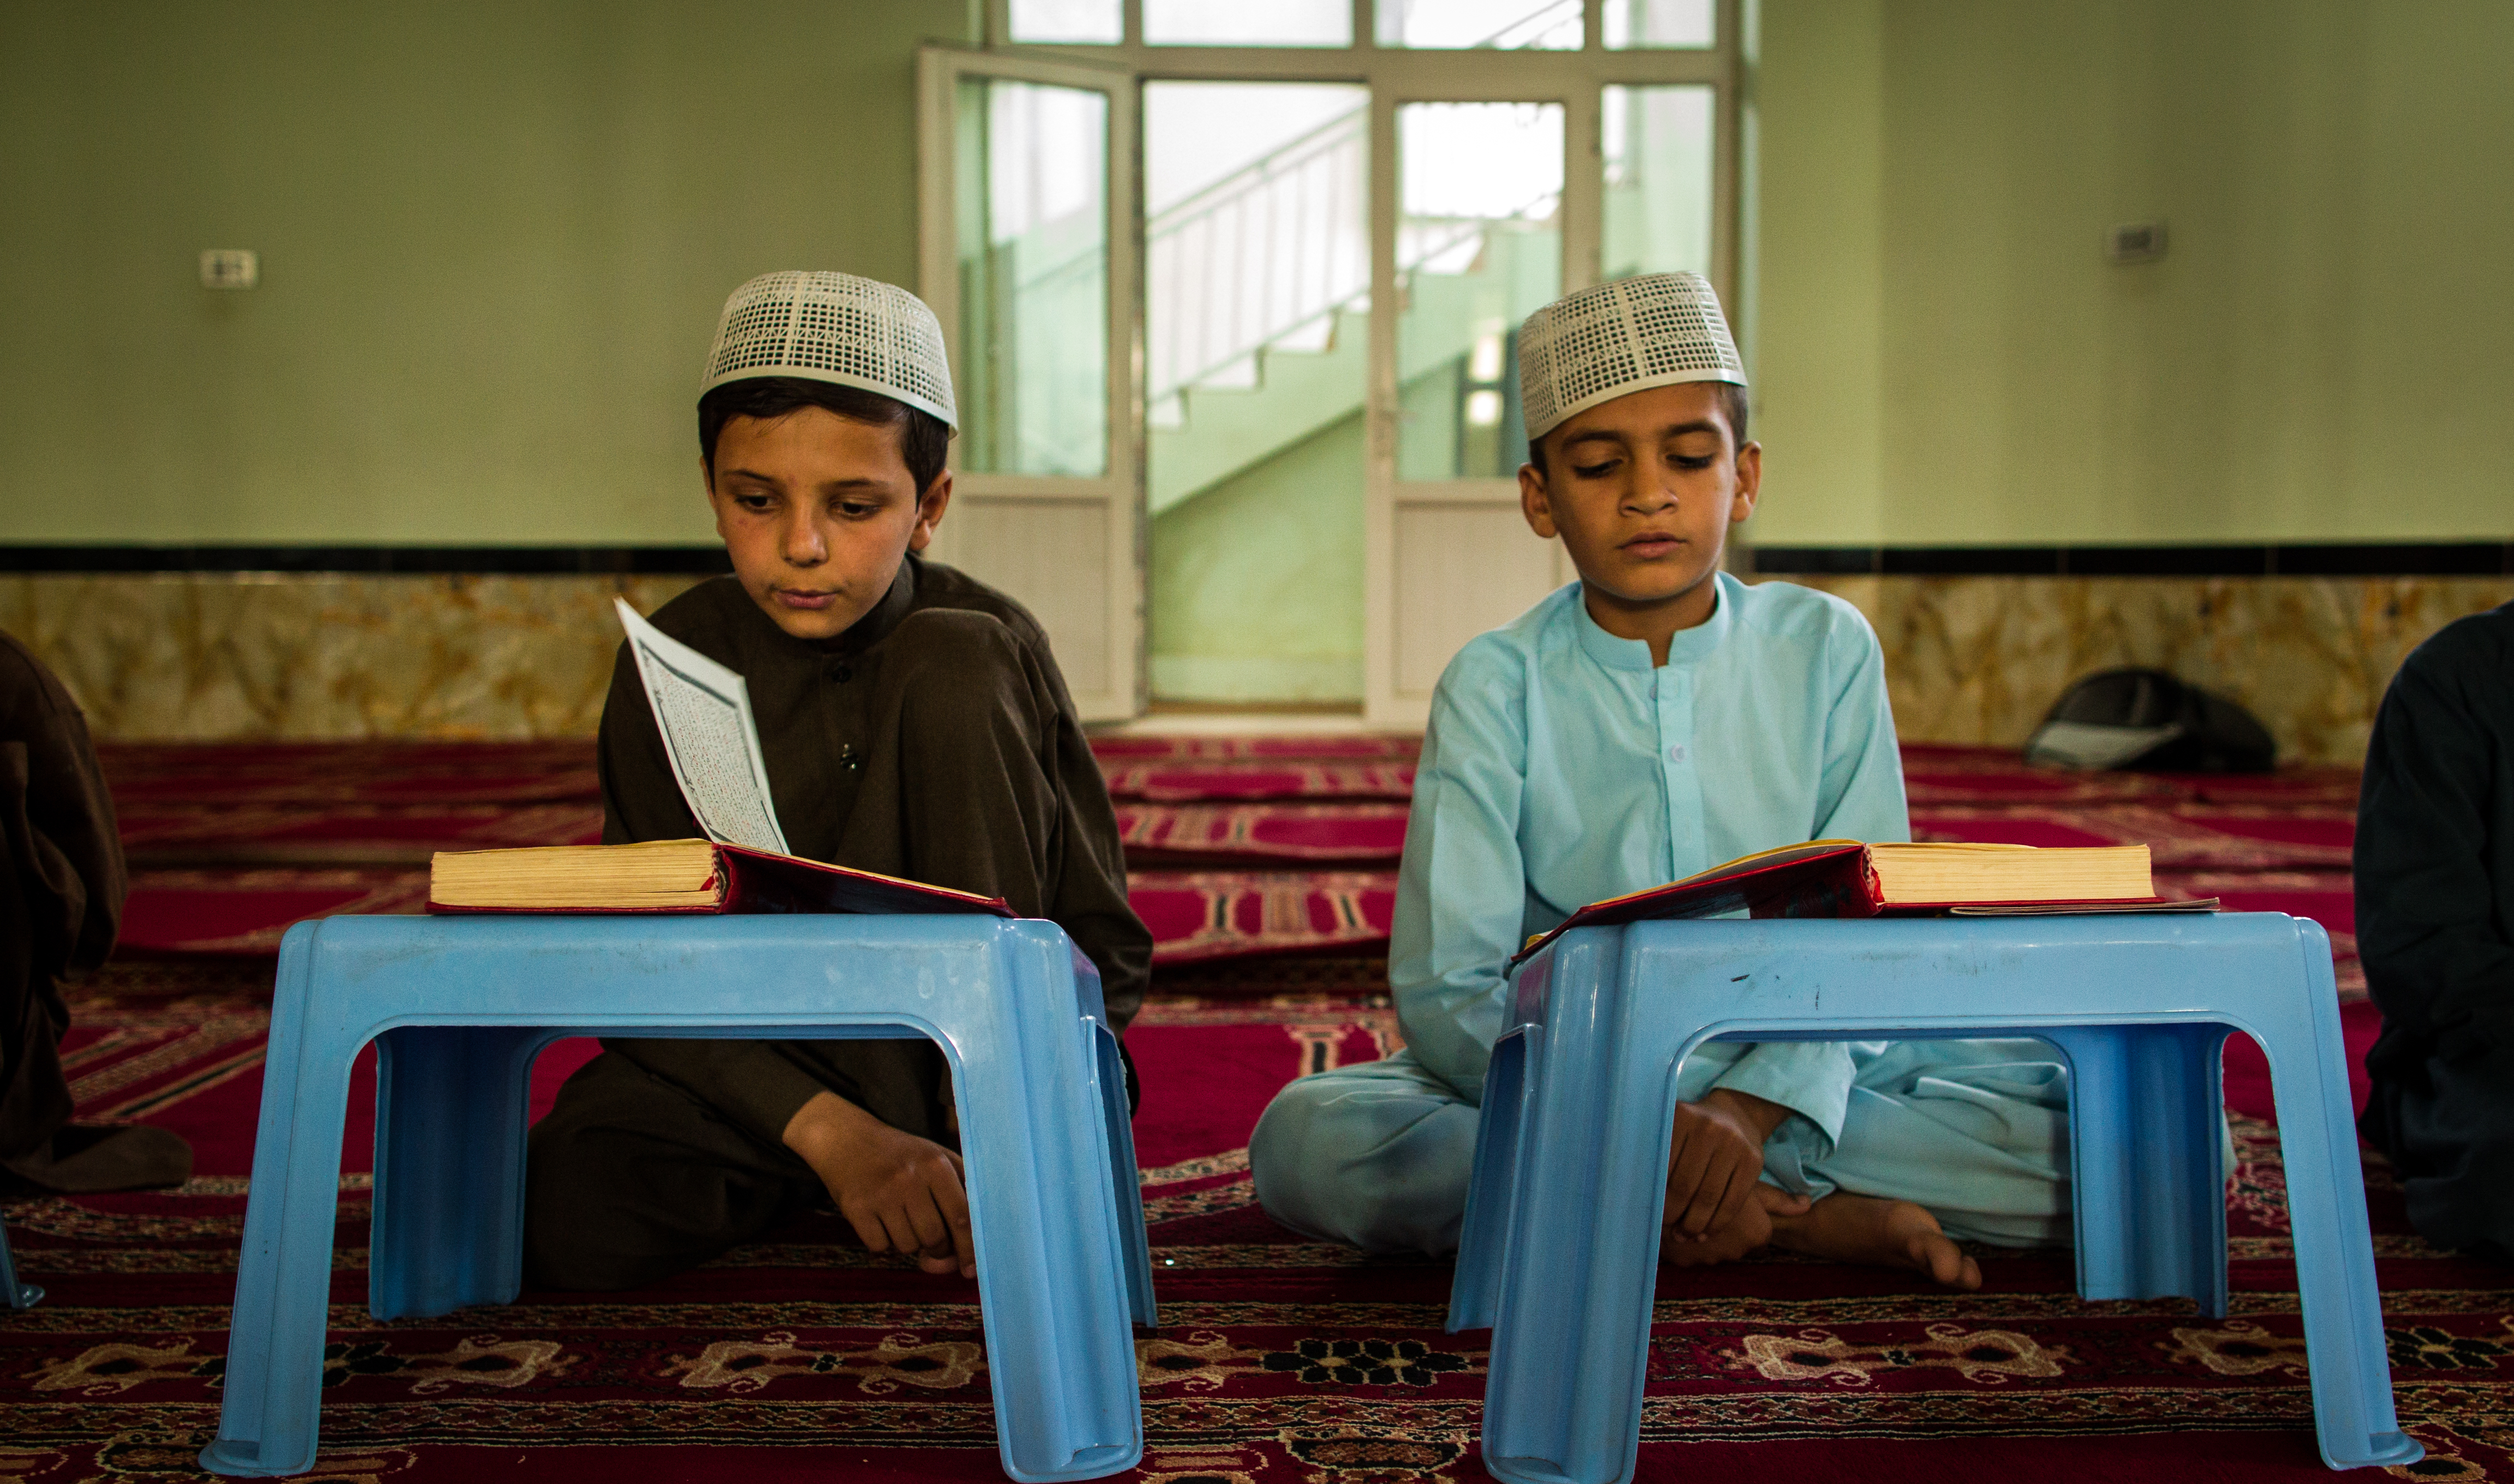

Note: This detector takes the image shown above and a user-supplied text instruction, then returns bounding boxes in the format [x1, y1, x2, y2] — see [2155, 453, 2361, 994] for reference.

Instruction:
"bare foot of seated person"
[781, 1089, 976, 1279]
[1767, 1190, 1982, 1291]
[1655, 1087, 1982, 1290]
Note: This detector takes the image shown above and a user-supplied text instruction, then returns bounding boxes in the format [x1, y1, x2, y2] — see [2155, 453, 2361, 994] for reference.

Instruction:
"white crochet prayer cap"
[1516, 271, 1745, 439]
[699, 271, 959, 431]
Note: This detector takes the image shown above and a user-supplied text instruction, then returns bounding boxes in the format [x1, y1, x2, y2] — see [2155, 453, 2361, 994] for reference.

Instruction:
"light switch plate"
[199, 249, 259, 289]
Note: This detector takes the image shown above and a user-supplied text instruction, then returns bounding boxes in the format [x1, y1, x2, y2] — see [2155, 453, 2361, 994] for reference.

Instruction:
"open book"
[428, 838, 1011, 917]
[610, 596, 790, 854]
[1510, 839, 2214, 968]
[425, 601, 1003, 919]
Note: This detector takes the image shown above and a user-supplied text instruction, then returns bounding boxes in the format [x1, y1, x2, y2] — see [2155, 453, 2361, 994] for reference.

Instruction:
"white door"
[917, 46, 1143, 722]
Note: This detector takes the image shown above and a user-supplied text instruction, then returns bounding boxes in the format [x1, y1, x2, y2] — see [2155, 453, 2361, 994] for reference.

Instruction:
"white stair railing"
[1142, 3, 1578, 415]
[1146, 107, 1369, 410]
[1145, 137, 1558, 411]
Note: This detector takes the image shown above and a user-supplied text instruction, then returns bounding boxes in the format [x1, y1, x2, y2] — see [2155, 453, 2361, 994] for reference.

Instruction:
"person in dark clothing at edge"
[523, 272, 1152, 1290]
[1, 630, 192, 1194]
[2356, 601, 2514, 1257]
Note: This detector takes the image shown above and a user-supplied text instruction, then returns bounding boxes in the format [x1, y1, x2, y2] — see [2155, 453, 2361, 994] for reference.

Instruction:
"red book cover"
[1509, 841, 1883, 969]
[428, 841, 1015, 919]
[1506, 840, 2201, 969]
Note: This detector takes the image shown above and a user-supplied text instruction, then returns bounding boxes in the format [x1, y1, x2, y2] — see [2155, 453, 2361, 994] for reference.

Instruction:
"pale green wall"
[1749, 0, 1887, 544]
[9, 0, 2504, 565]
[0, 0, 974, 544]
[1148, 412, 1365, 704]
[1752, 0, 2514, 547]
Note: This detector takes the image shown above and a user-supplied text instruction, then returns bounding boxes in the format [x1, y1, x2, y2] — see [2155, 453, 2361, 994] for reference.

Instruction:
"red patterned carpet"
[7, 738, 2508, 1481]
[104, 739, 1419, 961]
[107, 737, 2361, 969]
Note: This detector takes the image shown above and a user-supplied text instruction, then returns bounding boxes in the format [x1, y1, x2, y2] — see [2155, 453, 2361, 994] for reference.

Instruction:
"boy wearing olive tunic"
[524, 273, 1150, 1290]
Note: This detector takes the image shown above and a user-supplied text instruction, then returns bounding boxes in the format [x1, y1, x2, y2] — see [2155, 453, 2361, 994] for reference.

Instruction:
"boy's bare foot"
[1660, 1183, 1806, 1267]
[1767, 1192, 1982, 1290]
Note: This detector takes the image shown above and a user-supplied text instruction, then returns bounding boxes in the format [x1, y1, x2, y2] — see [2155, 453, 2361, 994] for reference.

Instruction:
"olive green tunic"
[525, 556, 1149, 1289]
[0, 629, 125, 1166]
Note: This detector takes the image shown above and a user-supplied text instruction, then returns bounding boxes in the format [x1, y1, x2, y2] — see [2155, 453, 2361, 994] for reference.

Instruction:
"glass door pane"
[1602, 0, 1715, 48]
[1602, 85, 1715, 280]
[1375, 0, 1580, 49]
[1008, 0, 1121, 43]
[953, 78, 1109, 477]
[1144, 0, 1352, 46]
[1395, 101, 1564, 481]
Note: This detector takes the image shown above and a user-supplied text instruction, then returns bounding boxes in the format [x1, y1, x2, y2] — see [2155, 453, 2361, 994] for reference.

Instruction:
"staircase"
[1144, 106, 1559, 514]
[1152, 306, 1369, 512]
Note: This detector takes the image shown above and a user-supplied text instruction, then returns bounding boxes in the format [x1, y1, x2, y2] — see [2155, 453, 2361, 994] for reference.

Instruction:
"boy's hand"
[1663, 1088, 1797, 1241]
[782, 1090, 975, 1278]
[1660, 1181, 1802, 1267]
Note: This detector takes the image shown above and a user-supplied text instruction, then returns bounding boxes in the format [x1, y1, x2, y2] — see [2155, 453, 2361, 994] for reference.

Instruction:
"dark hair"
[698, 377, 951, 494]
[1526, 381, 1750, 478]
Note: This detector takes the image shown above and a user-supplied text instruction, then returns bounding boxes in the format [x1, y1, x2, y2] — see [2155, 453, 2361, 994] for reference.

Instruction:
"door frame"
[916, 45, 1147, 722]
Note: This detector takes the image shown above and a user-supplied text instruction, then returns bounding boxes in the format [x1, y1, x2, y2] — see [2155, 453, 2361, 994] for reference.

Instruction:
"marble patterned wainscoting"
[2, 574, 707, 740]
[8, 571, 2508, 758]
[1772, 574, 2514, 766]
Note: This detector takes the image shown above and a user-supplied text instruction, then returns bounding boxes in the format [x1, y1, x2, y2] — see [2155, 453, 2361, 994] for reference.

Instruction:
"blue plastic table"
[200, 913, 1154, 1483]
[1448, 913, 2417, 1480]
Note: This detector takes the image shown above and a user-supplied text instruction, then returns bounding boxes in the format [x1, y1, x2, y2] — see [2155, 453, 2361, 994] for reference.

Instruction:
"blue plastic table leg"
[202, 934, 356, 1477]
[1448, 1027, 1536, 1333]
[923, 922, 1141, 1482]
[2258, 929, 2422, 1471]
[1095, 1024, 1158, 1330]
[2045, 1022, 2229, 1312]
[1479, 938, 1661, 1484]
[371, 1024, 561, 1320]
[1, 1217, 41, 1310]
[954, 1028, 1141, 1473]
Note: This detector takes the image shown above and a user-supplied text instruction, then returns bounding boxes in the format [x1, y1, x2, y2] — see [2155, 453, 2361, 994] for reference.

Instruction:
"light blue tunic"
[1247, 573, 2076, 1254]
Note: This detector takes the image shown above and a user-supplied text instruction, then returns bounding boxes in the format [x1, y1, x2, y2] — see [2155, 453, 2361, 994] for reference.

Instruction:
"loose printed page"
[612, 598, 790, 855]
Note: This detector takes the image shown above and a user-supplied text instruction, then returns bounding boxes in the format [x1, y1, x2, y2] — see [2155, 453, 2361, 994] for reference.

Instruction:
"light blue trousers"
[1249, 1039, 2098, 1256]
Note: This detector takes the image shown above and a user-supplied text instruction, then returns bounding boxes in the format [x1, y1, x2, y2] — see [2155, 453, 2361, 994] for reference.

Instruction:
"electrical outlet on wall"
[2105, 223, 2166, 265]
[199, 249, 259, 289]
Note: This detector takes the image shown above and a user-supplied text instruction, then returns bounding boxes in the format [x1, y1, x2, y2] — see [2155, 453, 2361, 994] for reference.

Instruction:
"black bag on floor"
[2022, 667, 2277, 773]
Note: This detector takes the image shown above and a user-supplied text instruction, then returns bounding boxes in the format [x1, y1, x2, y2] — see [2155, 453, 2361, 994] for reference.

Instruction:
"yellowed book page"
[1868, 842, 2153, 904]
[430, 838, 722, 910]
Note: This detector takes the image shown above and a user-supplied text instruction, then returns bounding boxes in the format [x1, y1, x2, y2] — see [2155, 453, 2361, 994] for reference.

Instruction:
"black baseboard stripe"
[0, 546, 734, 575]
[1751, 541, 2514, 578]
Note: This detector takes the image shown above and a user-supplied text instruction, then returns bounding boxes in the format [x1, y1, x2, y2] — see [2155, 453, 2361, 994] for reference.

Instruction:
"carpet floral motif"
[10, 741, 2504, 1481]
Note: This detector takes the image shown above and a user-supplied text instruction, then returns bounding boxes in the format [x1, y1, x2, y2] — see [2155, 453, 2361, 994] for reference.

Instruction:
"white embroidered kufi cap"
[1516, 271, 1744, 439]
[700, 271, 959, 431]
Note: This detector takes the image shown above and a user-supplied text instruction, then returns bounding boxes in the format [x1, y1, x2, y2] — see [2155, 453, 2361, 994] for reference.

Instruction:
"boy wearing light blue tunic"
[1249, 273, 2071, 1288]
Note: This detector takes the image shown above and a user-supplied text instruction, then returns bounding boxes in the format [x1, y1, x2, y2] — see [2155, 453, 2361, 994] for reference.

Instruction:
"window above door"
[1006, 0, 1719, 53]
